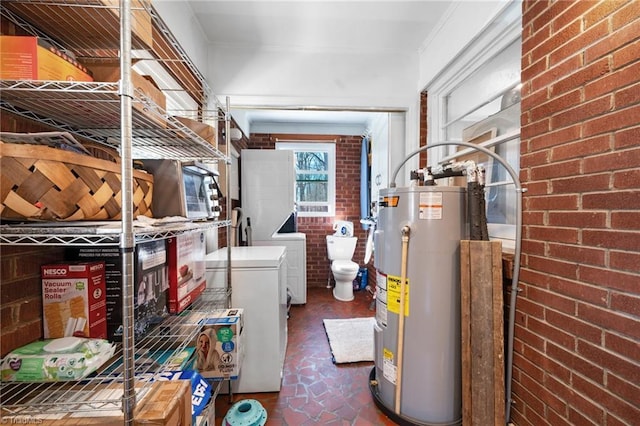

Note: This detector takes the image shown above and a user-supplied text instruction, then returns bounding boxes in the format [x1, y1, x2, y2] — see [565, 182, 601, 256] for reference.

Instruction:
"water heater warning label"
[383, 348, 397, 384]
[376, 271, 388, 326]
[419, 191, 443, 219]
[387, 275, 409, 317]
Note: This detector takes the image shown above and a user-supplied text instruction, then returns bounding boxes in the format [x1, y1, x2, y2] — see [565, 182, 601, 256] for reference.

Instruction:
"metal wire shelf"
[0, 80, 228, 162]
[1, 0, 213, 106]
[0, 1, 233, 421]
[0, 288, 230, 418]
[0, 219, 231, 246]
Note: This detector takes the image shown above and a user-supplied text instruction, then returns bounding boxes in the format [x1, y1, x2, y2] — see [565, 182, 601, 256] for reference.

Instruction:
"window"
[427, 2, 521, 250]
[276, 142, 336, 217]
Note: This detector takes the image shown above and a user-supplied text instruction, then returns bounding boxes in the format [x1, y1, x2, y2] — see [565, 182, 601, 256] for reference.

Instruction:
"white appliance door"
[241, 149, 295, 241]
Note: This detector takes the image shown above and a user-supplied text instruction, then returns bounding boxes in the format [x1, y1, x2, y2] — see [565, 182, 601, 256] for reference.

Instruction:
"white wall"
[155, 0, 513, 178]
[209, 46, 419, 111]
[152, 1, 209, 89]
[418, 1, 517, 90]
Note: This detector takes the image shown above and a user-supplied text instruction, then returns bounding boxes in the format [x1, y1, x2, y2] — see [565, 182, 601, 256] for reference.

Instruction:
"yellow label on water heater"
[387, 275, 409, 316]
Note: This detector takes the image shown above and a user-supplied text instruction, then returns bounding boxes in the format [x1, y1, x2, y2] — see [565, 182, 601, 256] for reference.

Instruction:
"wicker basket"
[0, 141, 153, 221]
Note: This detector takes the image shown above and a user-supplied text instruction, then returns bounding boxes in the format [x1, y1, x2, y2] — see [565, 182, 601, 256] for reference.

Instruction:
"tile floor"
[214, 286, 398, 425]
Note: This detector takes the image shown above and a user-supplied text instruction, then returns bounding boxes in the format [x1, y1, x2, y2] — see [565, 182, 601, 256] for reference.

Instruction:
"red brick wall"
[0, 246, 64, 356]
[245, 134, 368, 288]
[515, 1, 640, 425]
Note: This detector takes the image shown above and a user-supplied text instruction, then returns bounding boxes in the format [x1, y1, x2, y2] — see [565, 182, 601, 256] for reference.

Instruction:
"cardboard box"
[0, 36, 93, 82]
[168, 232, 207, 313]
[173, 116, 217, 147]
[41, 261, 107, 339]
[194, 309, 244, 380]
[87, 61, 166, 126]
[99, 0, 153, 49]
[157, 370, 213, 424]
[1, 380, 192, 425]
[136, 380, 192, 426]
[66, 241, 169, 341]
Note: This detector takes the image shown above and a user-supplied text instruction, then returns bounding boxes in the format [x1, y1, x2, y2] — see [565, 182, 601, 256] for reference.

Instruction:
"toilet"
[326, 227, 359, 302]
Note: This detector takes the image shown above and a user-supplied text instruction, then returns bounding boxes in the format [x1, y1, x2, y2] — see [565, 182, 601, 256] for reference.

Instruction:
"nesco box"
[41, 261, 106, 339]
[194, 309, 244, 380]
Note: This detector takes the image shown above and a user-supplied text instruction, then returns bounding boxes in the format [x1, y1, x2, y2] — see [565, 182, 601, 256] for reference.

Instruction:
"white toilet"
[326, 233, 359, 302]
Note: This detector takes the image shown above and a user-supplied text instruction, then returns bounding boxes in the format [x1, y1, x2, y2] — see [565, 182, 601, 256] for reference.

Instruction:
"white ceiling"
[184, 0, 454, 132]
[188, 1, 452, 53]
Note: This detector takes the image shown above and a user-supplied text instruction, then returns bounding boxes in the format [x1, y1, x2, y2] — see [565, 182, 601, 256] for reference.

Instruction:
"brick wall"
[0, 245, 64, 357]
[515, 1, 640, 425]
[246, 134, 368, 288]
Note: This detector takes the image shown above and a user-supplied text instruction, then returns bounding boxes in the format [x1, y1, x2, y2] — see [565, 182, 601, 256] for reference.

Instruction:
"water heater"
[371, 185, 467, 425]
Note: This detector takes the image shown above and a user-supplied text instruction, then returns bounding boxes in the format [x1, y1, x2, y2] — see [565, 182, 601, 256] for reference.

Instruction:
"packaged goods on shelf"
[173, 116, 217, 147]
[168, 232, 207, 313]
[87, 61, 167, 127]
[0, 336, 115, 382]
[41, 261, 107, 339]
[66, 241, 169, 341]
[194, 309, 244, 380]
[0, 35, 93, 82]
[0, 379, 191, 425]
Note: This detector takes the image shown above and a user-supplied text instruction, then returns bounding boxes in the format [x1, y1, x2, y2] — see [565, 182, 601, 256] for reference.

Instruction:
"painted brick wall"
[246, 134, 368, 288]
[515, 1, 640, 425]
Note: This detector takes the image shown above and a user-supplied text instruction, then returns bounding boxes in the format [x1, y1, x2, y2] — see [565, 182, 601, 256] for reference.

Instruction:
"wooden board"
[460, 240, 505, 426]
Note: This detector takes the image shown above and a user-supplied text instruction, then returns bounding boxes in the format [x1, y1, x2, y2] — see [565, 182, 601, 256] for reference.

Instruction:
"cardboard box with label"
[168, 232, 207, 313]
[1, 35, 93, 82]
[41, 261, 107, 340]
[66, 240, 169, 341]
[194, 309, 244, 380]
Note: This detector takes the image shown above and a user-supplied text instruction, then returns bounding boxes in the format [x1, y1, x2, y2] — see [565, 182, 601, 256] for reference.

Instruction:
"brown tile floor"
[215, 286, 397, 425]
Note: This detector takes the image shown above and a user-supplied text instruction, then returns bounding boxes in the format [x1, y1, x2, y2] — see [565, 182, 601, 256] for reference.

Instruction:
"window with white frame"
[275, 142, 336, 217]
[427, 2, 522, 250]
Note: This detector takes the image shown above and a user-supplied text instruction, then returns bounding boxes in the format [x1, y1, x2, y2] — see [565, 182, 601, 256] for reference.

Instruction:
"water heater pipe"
[395, 225, 411, 413]
[390, 141, 523, 423]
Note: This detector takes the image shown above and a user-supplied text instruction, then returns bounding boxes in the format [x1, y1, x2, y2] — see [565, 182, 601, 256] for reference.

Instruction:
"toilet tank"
[326, 235, 357, 261]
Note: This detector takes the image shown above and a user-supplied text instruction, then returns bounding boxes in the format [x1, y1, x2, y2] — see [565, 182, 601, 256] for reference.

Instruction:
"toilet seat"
[332, 259, 359, 274]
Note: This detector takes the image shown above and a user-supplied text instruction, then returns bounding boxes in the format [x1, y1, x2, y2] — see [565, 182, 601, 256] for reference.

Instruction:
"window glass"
[427, 4, 521, 249]
[276, 142, 336, 217]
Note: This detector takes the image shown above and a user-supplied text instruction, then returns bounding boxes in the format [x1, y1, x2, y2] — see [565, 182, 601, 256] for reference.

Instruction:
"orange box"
[0, 36, 93, 82]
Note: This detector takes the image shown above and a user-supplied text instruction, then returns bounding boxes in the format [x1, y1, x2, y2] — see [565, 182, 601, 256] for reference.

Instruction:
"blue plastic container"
[223, 399, 267, 426]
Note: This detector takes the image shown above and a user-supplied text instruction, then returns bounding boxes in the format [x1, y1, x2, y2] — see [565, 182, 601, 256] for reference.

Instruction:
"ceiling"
[183, 0, 454, 133]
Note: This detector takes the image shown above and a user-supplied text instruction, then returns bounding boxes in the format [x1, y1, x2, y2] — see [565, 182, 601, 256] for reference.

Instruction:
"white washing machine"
[204, 246, 288, 393]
